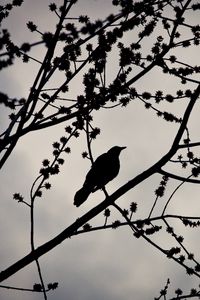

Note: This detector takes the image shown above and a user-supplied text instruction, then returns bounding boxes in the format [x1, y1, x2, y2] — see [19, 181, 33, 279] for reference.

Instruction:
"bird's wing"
[84, 151, 119, 192]
[88, 153, 109, 176]
[84, 152, 109, 187]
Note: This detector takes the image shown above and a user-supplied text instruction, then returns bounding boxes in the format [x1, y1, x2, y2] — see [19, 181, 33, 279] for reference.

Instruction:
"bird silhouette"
[74, 146, 126, 207]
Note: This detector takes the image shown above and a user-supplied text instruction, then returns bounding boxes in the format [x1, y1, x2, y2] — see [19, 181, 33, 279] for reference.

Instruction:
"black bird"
[74, 146, 126, 207]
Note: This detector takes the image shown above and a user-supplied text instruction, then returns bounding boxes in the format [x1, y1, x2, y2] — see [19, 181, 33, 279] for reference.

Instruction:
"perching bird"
[74, 146, 126, 207]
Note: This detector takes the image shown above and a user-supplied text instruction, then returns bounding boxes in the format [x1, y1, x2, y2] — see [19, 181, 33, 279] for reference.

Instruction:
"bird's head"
[108, 146, 126, 156]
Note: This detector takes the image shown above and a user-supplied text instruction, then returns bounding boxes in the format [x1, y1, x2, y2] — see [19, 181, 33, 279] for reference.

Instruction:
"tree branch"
[159, 169, 200, 184]
[1, 83, 200, 282]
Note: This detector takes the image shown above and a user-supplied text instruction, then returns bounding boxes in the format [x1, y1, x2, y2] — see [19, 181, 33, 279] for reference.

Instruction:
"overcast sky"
[0, 1, 200, 300]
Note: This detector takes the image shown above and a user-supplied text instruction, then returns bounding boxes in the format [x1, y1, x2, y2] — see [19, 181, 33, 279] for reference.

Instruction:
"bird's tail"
[74, 186, 91, 207]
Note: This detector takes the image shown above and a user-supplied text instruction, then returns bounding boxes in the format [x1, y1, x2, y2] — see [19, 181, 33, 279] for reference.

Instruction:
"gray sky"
[0, 1, 200, 300]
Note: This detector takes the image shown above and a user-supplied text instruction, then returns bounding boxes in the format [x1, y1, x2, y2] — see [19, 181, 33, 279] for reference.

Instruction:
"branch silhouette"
[1, 1, 200, 299]
[1, 82, 200, 282]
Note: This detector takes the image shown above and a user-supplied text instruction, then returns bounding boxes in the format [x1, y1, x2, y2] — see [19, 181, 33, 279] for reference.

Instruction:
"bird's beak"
[120, 146, 126, 150]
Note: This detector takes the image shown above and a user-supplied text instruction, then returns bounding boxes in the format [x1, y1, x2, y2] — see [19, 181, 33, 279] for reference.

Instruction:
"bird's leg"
[102, 186, 109, 198]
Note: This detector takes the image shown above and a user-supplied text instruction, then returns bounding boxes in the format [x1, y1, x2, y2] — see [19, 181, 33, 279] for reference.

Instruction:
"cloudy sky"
[0, 1, 200, 300]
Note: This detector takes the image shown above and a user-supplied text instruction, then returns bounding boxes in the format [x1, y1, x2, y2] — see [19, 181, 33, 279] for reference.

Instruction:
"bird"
[74, 146, 126, 207]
